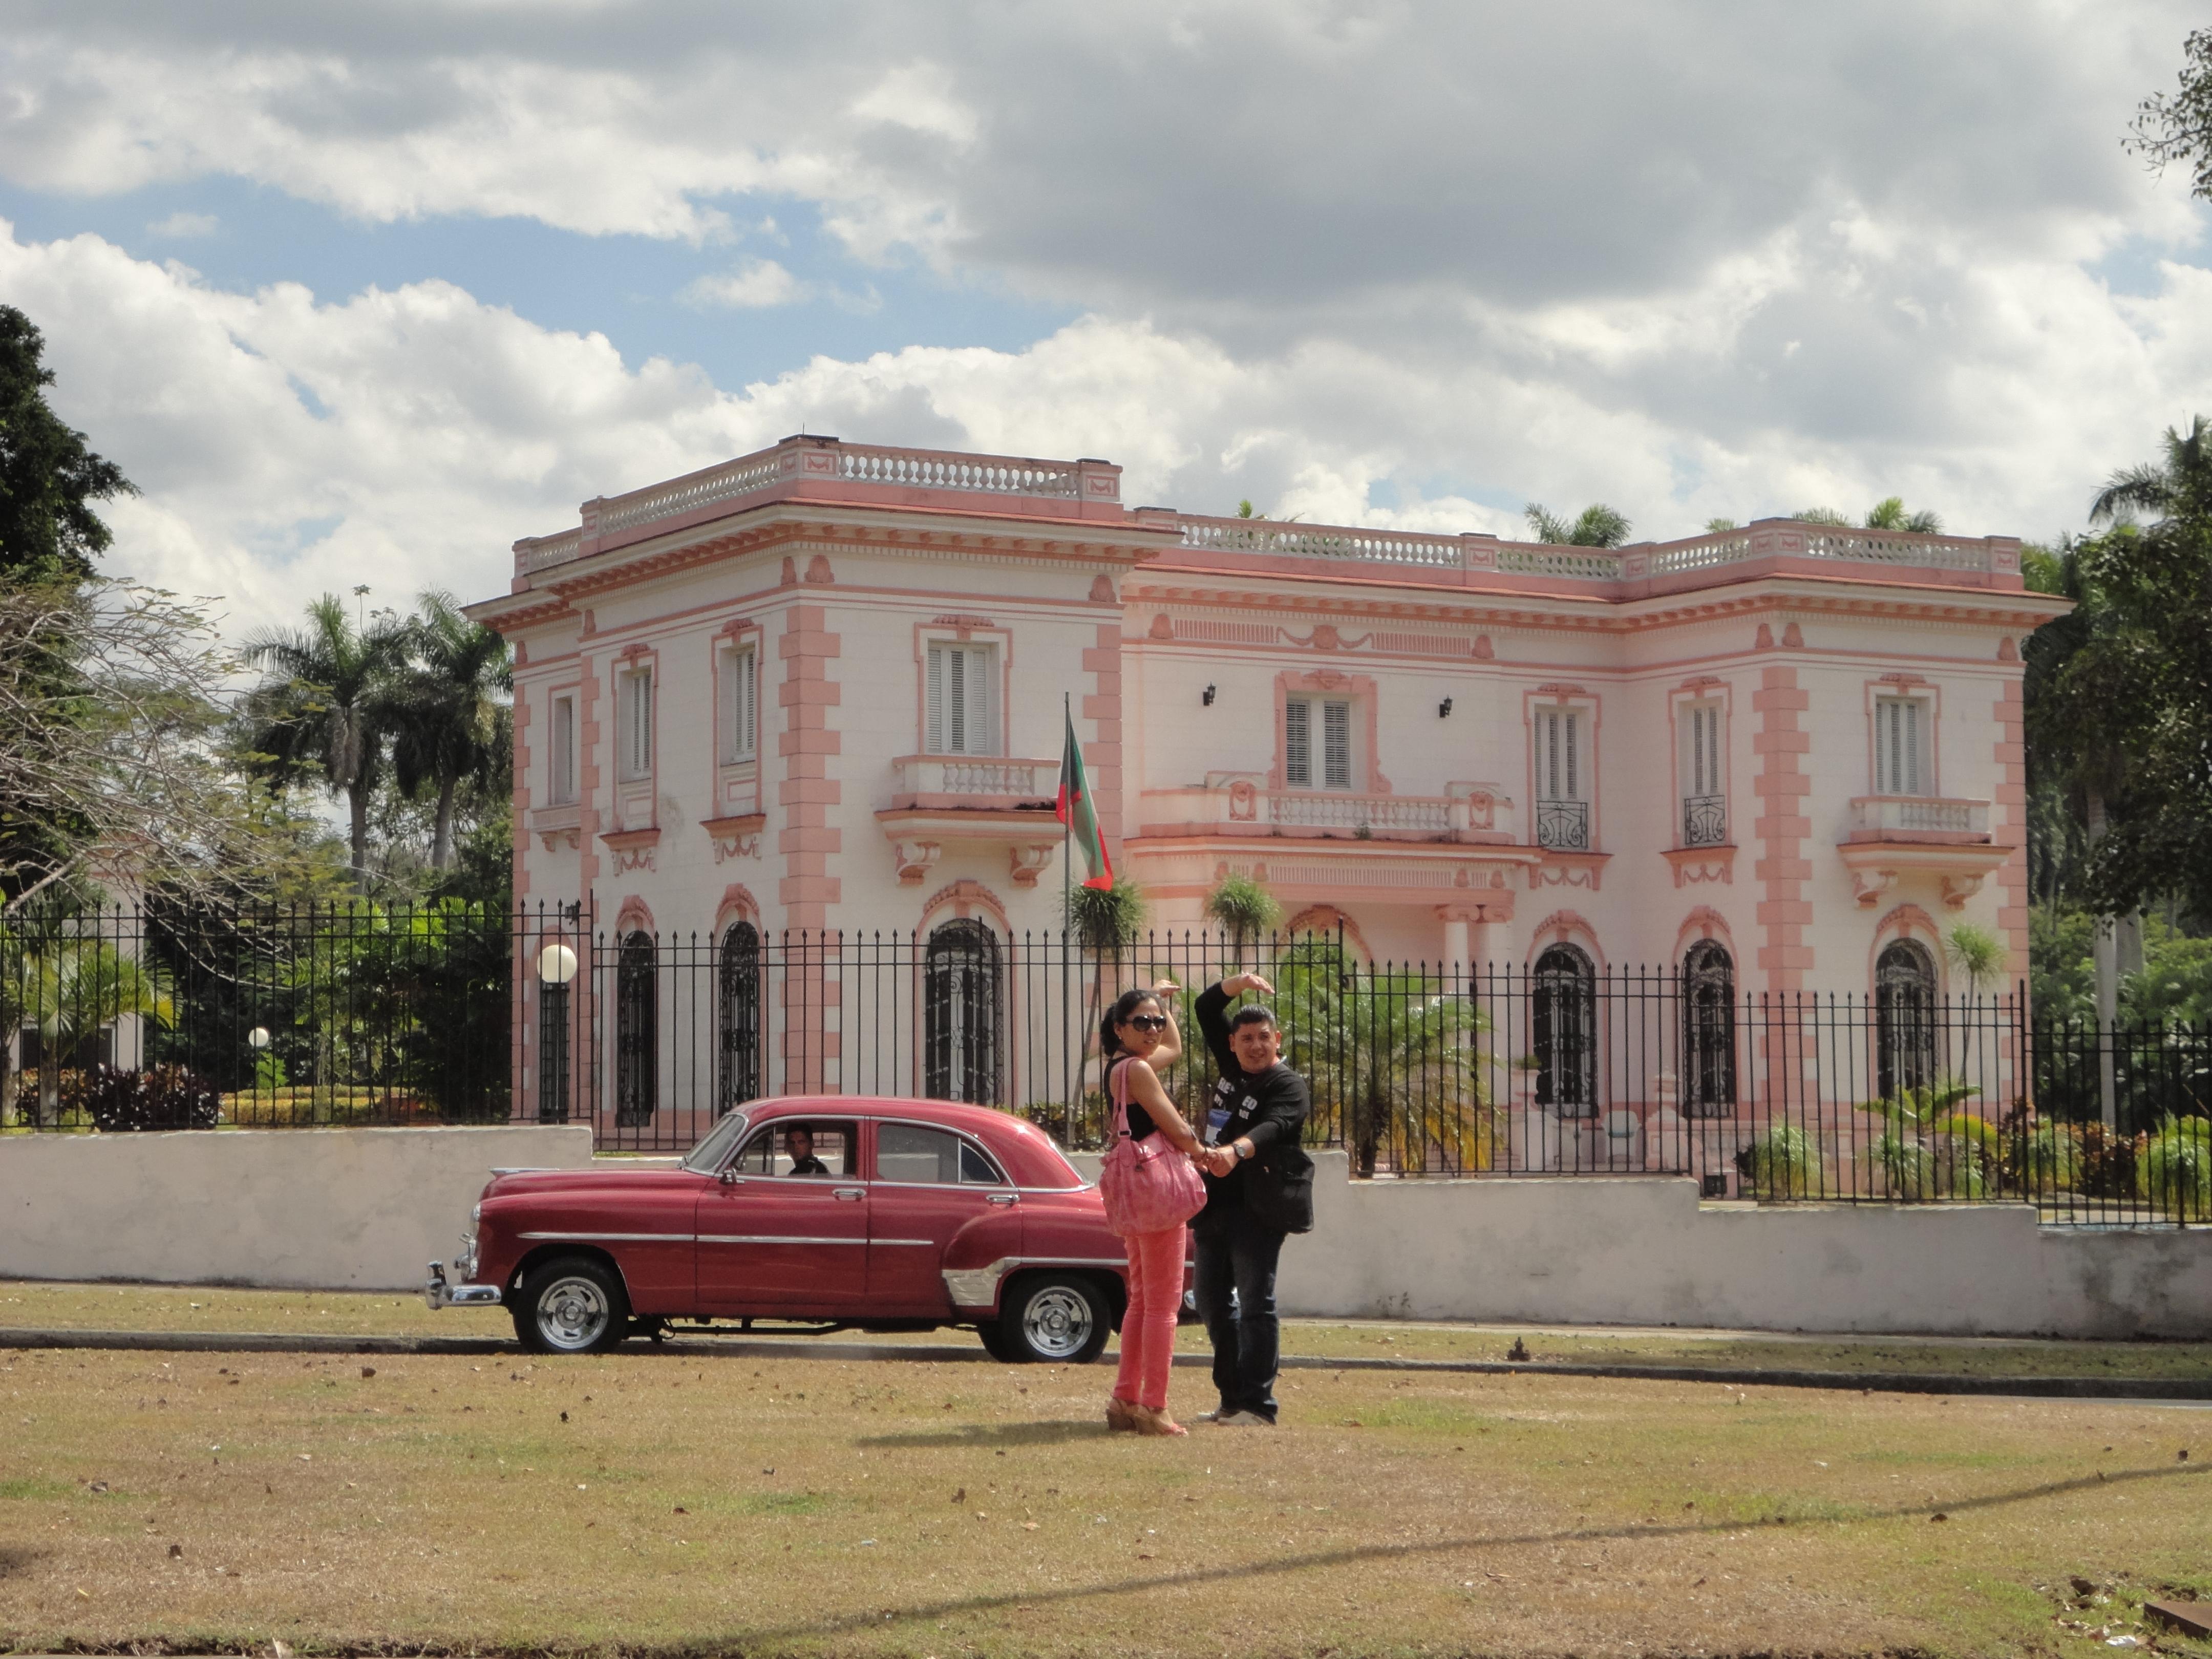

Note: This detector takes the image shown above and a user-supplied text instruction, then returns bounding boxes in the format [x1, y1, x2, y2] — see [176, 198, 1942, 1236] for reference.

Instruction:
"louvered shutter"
[963, 645, 992, 754]
[926, 644, 946, 753]
[1285, 698, 1311, 787]
[1323, 699, 1352, 790]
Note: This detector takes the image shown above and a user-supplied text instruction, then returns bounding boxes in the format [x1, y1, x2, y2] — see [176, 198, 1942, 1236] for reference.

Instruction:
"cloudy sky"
[2, 1, 2206, 634]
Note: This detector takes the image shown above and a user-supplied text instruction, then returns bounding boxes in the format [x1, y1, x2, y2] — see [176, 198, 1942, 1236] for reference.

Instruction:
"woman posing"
[1099, 981, 1208, 1437]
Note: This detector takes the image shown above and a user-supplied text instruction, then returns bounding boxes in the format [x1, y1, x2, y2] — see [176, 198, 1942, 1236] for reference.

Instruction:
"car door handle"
[986, 1193, 1019, 1206]
[832, 1187, 866, 1201]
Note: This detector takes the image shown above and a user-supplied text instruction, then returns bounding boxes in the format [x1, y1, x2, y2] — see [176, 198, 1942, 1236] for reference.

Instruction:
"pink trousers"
[1114, 1223, 1186, 1411]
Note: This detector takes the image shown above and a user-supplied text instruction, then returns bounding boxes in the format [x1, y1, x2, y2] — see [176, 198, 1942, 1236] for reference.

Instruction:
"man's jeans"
[1194, 1210, 1288, 1421]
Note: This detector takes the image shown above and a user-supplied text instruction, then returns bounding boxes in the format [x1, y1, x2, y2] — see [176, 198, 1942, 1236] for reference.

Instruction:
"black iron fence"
[4, 904, 2206, 1226]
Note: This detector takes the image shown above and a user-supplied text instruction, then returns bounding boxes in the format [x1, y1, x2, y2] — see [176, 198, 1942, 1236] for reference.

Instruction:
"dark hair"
[1228, 1004, 1279, 1032]
[1099, 987, 1164, 1058]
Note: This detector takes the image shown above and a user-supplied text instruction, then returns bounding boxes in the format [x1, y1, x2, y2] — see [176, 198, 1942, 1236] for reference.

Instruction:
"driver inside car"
[784, 1125, 831, 1177]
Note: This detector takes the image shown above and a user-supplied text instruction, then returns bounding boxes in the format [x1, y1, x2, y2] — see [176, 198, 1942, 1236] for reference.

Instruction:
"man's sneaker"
[1213, 1409, 1276, 1427]
[1193, 1407, 1230, 1423]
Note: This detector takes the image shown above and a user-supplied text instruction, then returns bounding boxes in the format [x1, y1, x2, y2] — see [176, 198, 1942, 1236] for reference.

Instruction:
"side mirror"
[718, 1167, 738, 1186]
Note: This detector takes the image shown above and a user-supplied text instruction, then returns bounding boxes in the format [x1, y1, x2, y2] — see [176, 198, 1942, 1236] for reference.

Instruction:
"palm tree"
[388, 592, 513, 871]
[2090, 414, 2212, 525]
[242, 595, 409, 890]
[1793, 499, 1943, 533]
[1523, 503, 1632, 548]
[6, 936, 173, 1122]
[1204, 874, 1281, 966]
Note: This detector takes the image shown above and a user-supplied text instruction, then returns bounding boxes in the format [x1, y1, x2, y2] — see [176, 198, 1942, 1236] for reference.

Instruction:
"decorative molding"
[892, 839, 942, 885]
[1008, 842, 1057, 887]
[599, 827, 660, 874]
[1531, 851, 1609, 891]
[1661, 844, 1735, 887]
[701, 812, 766, 863]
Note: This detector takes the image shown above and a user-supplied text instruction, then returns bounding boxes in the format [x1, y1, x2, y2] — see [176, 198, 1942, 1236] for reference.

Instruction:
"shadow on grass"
[726, 1461, 2209, 1646]
[855, 1418, 1116, 1449]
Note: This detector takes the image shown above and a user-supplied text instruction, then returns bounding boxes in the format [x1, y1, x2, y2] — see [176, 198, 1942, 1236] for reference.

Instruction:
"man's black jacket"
[1193, 984, 1314, 1233]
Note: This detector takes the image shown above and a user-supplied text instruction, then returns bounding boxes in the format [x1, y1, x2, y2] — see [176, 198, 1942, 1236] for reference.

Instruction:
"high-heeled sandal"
[1105, 1396, 1141, 1433]
[1134, 1405, 1188, 1437]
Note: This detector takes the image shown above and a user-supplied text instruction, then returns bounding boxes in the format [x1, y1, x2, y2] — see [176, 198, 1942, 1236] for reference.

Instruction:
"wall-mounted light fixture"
[1202, 684, 1217, 706]
[1438, 697, 1454, 718]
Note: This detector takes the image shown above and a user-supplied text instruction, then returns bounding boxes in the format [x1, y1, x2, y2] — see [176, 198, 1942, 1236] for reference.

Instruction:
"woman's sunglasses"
[1124, 1014, 1169, 1032]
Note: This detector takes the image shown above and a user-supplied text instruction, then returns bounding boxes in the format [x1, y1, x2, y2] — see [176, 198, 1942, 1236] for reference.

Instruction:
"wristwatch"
[1235, 1140, 1253, 1161]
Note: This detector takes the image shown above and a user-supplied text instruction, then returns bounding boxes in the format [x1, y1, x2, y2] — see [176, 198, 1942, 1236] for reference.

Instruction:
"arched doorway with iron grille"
[1532, 943, 1597, 1117]
[1680, 939, 1736, 1118]
[614, 930, 658, 1127]
[717, 921, 762, 1114]
[924, 918, 1003, 1104]
[1876, 938, 1938, 1099]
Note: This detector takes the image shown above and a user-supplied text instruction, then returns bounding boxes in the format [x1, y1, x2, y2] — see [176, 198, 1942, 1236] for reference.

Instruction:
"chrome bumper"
[424, 1260, 501, 1309]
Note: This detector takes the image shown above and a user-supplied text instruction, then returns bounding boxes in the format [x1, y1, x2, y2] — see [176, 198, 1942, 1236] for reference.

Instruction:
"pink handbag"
[1098, 1057, 1207, 1238]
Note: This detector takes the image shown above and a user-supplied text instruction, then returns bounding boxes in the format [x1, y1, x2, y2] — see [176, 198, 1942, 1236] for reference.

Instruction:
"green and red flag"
[1056, 704, 1114, 890]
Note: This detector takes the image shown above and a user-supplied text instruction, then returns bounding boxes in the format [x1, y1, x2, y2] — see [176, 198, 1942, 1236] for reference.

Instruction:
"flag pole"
[1062, 692, 1074, 1144]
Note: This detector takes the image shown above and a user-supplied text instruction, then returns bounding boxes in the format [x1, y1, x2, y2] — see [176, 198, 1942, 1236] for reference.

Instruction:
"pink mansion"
[469, 435, 2063, 1046]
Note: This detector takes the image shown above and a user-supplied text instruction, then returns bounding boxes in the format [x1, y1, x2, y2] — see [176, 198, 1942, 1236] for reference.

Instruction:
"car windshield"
[679, 1112, 750, 1173]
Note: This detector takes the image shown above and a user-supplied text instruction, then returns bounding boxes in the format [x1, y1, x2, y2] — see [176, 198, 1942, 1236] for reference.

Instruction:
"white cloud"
[13, 212, 2212, 653]
[680, 259, 805, 310]
[145, 210, 217, 238]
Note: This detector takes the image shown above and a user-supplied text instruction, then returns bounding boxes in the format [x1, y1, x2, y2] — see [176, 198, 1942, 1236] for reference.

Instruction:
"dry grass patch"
[0, 1342, 2206, 1657]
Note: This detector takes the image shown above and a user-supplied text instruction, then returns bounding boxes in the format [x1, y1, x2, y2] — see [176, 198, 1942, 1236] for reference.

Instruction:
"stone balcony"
[1136, 775, 1514, 844]
[1846, 795, 1992, 843]
[877, 755, 1062, 889]
[1839, 795, 2010, 909]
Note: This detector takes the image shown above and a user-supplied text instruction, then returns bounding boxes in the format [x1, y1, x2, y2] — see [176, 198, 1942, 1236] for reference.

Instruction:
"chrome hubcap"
[1021, 1286, 1092, 1359]
[538, 1275, 610, 1350]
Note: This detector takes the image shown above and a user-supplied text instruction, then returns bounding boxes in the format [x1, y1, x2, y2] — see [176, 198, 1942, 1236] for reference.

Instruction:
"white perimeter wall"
[0, 1127, 593, 1292]
[2, 1135, 2204, 1338]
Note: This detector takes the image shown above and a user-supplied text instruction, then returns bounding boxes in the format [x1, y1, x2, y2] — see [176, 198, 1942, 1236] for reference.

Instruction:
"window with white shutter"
[1678, 703, 1724, 846]
[1533, 707, 1590, 850]
[718, 644, 757, 764]
[926, 643, 997, 755]
[1874, 696, 1926, 795]
[549, 693, 577, 804]
[618, 667, 653, 781]
[1284, 696, 1353, 791]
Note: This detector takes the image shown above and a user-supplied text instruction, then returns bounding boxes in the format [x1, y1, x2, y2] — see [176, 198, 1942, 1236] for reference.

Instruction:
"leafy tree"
[1204, 873, 1282, 963]
[1523, 502, 1631, 547]
[387, 591, 512, 872]
[0, 932, 173, 1124]
[0, 306, 134, 582]
[241, 594, 410, 891]
[2127, 26, 2212, 202]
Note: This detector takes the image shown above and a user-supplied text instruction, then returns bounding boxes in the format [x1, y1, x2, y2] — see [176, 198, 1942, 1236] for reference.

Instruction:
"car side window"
[875, 1121, 1006, 1185]
[730, 1121, 855, 1178]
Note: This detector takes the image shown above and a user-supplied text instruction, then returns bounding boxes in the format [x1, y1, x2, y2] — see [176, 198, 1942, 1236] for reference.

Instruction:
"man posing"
[1191, 972, 1314, 1426]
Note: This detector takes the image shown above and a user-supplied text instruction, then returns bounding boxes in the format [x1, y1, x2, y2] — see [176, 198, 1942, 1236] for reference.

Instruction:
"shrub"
[1737, 1125, 1820, 1197]
[2019, 1121, 2085, 1192]
[2136, 1114, 2212, 1218]
[69, 1065, 221, 1132]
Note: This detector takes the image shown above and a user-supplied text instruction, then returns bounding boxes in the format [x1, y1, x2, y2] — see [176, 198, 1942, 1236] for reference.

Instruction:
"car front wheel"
[984, 1272, 1110, 1365]
[514, 1257, 630, 1354]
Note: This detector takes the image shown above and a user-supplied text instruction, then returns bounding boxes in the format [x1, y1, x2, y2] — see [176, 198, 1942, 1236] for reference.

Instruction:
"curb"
[3, 1326, 2206, 1399]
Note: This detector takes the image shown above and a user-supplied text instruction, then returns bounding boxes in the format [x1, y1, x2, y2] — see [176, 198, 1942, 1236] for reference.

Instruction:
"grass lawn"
[6, 1280, 2211, 1382]
[1, 1340, 2207, 1657]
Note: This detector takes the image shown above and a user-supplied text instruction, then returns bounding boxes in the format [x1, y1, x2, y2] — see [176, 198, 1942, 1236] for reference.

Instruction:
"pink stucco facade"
[467, 434, 2067, 999]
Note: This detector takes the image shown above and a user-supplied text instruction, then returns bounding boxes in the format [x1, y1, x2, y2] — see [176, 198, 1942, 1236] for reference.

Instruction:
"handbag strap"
[1107, 1055, 1131, 1141]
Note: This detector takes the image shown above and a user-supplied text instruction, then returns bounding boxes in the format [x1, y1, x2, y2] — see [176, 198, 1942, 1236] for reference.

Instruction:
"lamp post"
[536, 942, 578, 1123]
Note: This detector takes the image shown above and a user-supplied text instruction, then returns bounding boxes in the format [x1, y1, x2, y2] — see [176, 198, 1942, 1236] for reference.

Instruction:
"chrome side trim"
[870, 1239, 936, 1247]
[697, 1235, 867, 1246]
[517, 1230, 695, 1243]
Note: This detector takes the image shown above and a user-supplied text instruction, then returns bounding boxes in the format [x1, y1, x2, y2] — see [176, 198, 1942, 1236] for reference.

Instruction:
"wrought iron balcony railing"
[1535, 798, 1590, 852]
[1682, 794, 1728, 847]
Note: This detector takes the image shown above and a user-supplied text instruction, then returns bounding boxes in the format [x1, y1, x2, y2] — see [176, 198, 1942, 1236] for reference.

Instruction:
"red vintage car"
[424, 1096, 1135, 1363]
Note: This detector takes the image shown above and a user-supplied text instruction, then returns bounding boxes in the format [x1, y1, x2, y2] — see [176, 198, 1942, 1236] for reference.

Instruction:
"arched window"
[1532, 943, 1597, 1117]
[924, 919, 1003, 1104]
[1876, 939, 1938, 1099]
[614, 931, 657, 1127]
[717, 921, 761, 1114]
[1680, 940, 1736, 1118]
